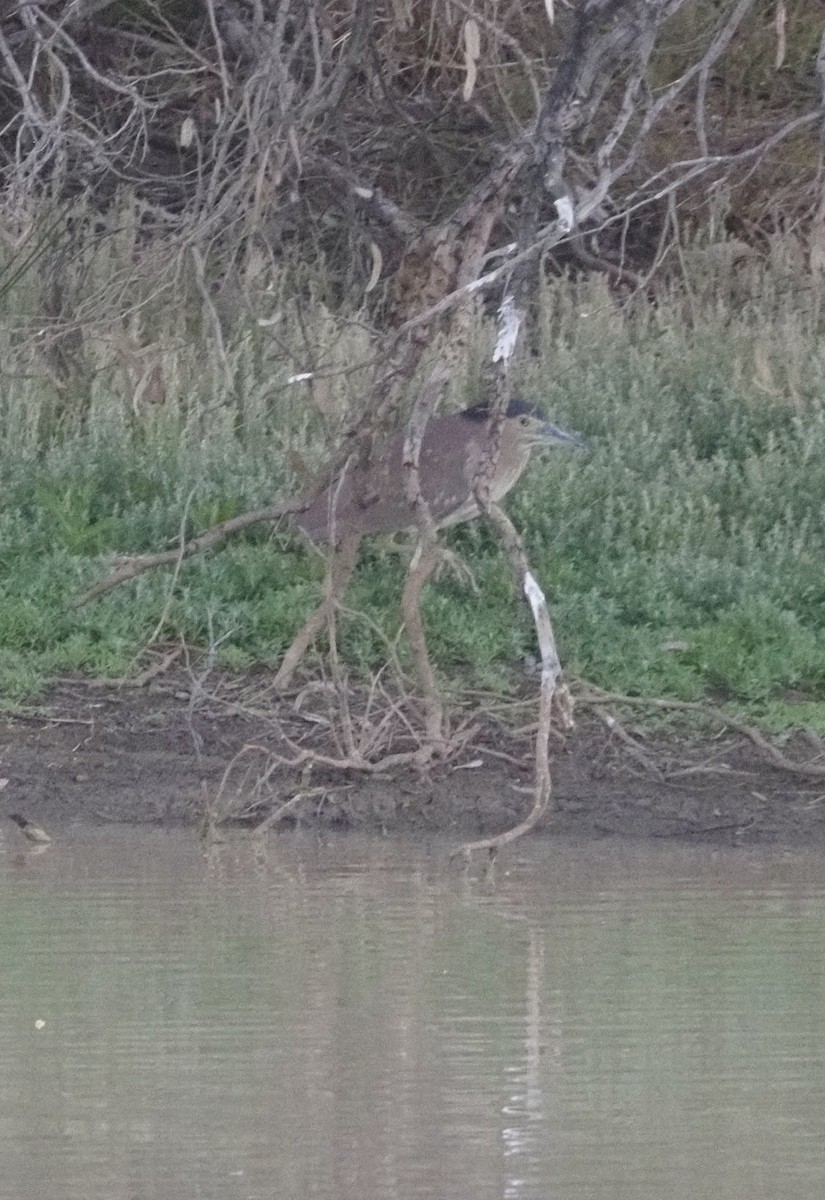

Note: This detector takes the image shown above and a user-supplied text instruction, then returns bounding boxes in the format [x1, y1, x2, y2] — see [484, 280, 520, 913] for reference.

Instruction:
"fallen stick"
[73, 501, 294, 606]
[581, 688, 825, 780]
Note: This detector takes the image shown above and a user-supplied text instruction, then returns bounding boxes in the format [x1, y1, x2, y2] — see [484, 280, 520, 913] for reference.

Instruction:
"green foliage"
[2, 256, 825, 731]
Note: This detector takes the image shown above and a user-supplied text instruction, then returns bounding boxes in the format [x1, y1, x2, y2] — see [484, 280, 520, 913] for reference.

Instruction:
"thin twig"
[593, 708, 667, 782]
[72, 501, 295, 606]
[581, 688, 825, 780]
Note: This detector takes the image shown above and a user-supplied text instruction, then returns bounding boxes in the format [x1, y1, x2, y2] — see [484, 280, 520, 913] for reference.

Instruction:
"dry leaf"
[463, 17, 480, 60]
[179, 116, 195, 148]
[462, 18, 480, 102]
[544, 0, 555, 24]
[493, 294, 521, 363]
[462, 58, 477, 102]
[365, 241, 383, 294]
[554, 195, 575, 233]
[773, 0, 786, 70]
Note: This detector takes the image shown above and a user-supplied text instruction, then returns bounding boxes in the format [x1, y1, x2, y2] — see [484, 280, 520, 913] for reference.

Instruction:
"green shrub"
[2, 246, 824, 729]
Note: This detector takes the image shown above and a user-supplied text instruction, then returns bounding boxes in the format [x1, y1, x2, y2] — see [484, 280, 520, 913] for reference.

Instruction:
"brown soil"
[2, 677, 825, 847]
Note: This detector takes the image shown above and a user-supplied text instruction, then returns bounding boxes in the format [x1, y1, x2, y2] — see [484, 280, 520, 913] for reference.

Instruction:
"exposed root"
[592, 708, 667, 782]
[580, 687, 825, 781]
[61, 643, 184, 689]
[400, 542, 446, 756]
[272, 529, 362, 691]
[131, 644, 184, 687]
[454, 500, 572, 859]
[398, 364, 453, 756]
[210, 678, 825, 837]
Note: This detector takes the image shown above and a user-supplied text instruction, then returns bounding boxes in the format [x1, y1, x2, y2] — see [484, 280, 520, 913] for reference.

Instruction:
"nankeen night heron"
[295, 399, 585, 544]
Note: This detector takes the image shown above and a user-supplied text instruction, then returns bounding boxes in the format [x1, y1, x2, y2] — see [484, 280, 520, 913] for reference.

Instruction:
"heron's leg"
[273, 529, 362, 690]
[401, 538, 446, 754]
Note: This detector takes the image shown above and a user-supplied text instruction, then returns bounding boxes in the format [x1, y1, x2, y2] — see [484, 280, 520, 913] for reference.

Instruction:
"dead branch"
[400, 365, 452, 753]
[454, 502, 574, 860]
[3, 0, 819, 314]
[399, 543, 445, 755]
[453, 291, 572, 858]
[581, 688, 825, 780]
[68, 0, 821, 618]
[593, 709, 667, 782]
[38, 1, 825, 840]
[72, 500, 296, 606]
[224, 739, 435, 777]
[272, 528, 362, 691]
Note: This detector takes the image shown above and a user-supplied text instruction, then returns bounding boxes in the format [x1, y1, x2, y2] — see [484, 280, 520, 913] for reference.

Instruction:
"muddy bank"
[1, 678, 824, 848]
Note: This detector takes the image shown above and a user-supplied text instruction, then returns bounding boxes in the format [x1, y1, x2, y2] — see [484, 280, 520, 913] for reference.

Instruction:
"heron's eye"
[518, 414, 530, 427]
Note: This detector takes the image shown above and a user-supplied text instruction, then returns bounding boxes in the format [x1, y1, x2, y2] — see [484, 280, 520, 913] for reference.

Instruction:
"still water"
[0, 827, 823, 1200]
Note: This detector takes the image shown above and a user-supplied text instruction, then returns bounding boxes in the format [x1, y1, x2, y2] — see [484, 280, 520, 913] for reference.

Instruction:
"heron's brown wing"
[295, 416, 479, 543]
[295, 453, 400, 542]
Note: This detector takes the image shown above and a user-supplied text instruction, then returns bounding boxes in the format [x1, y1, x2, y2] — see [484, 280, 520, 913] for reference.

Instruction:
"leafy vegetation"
[1, 240, 824, 730]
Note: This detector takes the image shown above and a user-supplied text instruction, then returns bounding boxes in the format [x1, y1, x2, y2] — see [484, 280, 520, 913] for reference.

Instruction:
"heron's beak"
[541, 422, 587, 450]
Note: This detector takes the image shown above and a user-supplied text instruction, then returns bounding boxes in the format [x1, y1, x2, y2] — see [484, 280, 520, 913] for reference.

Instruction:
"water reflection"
[0, 829, 824, 1199]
